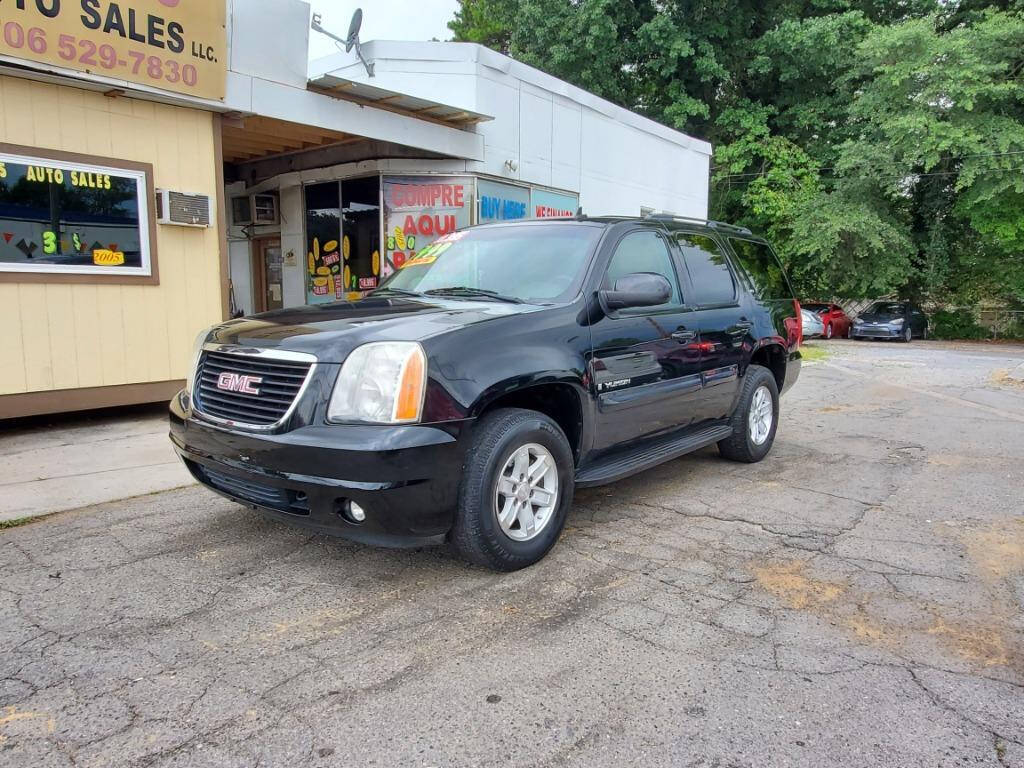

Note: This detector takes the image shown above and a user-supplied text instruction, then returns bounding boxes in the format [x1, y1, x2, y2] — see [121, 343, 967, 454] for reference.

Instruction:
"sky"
[307, 1, 460, 59]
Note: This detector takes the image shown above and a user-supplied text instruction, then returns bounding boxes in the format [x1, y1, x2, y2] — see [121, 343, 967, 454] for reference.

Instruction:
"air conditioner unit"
[229, 193, 279, 226]
[156, 189, 212, 227]
[251, 193, 279, 225]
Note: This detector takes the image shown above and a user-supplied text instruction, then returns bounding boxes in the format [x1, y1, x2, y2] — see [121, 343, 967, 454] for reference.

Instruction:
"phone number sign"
[0, 1, 226, 101]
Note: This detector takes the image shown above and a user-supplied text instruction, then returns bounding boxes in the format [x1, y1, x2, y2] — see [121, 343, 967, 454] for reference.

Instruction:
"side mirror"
[600, 272, 672, 312]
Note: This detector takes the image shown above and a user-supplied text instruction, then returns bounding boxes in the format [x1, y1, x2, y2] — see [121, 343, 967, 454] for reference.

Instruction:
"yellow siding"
[0, 75, 222, 396]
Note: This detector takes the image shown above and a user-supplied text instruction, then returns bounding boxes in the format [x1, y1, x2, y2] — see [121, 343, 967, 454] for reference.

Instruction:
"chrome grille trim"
[191, 344, 318, 432]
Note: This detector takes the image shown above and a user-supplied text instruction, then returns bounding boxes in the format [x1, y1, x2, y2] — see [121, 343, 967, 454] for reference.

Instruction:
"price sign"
[0, 1, 227, 101]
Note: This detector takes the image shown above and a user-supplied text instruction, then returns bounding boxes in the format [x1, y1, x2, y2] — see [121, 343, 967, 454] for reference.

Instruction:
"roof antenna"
[574, 207, 586, 221]
[312, 8, 375, 77]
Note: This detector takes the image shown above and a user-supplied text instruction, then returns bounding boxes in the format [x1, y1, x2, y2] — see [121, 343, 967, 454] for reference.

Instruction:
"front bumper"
[169, 392, 472, 547]
[852, 325, 902, 339]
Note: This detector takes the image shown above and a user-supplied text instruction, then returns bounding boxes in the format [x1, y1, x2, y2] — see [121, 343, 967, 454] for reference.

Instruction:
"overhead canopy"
[307, 72, 492, 128]
[221, 115, 362, 164]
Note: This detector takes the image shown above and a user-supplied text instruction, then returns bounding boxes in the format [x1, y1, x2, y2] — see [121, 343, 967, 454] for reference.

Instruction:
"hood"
[207, 296, 543, 362]
[857, 311, 903, 323]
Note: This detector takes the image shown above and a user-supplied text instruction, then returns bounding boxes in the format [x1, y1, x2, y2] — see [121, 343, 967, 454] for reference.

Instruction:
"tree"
[449, 1, 1024, 302]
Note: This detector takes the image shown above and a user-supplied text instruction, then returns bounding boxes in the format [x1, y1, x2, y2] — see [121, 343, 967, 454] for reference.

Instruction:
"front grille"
[200, 466, 310, 516]
[194, 350, 313, 427]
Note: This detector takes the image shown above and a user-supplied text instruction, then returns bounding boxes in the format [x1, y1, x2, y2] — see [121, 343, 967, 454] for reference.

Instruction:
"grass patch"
[800, 343, 830, 363]
[0, 516, 36, 530]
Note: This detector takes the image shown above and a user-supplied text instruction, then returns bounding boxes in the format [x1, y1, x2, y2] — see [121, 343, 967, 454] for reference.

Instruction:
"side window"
[603, 230, 682, 310]
[677, 233, 736, 306]
[727, 238, 793, 300]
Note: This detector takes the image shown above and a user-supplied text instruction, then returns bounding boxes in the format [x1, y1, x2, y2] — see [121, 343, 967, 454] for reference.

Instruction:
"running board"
[575, 424, 734, 488]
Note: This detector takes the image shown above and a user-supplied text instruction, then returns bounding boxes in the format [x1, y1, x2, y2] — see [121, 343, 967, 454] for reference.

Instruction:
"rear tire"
[718, 365, 779, 463]
[450, 408, 574, 571]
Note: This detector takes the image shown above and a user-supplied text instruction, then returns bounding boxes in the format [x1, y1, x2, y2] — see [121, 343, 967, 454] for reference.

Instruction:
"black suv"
[170, 216, 802, 570]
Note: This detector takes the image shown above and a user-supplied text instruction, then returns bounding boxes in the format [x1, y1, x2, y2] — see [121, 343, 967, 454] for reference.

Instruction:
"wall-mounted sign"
[382, 176, 472, 278]
[0, 149, 153, 278]
[531, 188, 579, 219]
[478, 179, 529, 223]
[0, 1, 227, 101]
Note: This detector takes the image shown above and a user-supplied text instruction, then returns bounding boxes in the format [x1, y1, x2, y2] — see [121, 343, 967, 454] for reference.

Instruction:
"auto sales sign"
[0, 1, 226, 100]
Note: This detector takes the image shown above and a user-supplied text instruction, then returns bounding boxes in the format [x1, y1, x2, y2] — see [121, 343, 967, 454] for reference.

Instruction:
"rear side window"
[603, 230, 682, 310]
[727, 238, 793, 300]
[677, 233, 736, 306]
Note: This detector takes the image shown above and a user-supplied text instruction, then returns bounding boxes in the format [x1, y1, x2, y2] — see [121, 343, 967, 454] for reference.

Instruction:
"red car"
[802, 303, 852, 339]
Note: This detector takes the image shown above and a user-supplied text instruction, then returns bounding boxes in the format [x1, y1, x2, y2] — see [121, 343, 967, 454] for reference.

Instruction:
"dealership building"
[0, 0, 711, 419]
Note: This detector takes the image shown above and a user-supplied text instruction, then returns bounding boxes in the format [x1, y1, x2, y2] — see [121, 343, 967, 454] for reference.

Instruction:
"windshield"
[377, 223, 602, 303]
[867, 302, 905, 315]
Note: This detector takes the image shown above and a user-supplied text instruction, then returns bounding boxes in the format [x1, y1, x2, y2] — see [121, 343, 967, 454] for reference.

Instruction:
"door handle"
[671, 329, 696, 342]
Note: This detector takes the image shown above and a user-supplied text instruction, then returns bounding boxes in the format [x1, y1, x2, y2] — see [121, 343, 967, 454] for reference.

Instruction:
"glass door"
[254, 238, 283, 312]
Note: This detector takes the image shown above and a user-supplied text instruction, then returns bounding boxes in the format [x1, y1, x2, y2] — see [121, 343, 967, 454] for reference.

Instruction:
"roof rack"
[643, 213, 753, 236]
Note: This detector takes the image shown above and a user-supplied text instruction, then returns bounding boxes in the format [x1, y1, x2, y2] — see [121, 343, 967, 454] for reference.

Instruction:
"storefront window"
[0, 150, 152, 277]
[382, 176, 472, 278]
[304, 181, 341, 304]
[342, 177, 381, 292]
[304, 177, 382, 303]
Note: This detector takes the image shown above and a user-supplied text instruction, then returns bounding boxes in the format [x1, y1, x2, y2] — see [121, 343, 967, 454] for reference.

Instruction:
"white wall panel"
[230, 0, 311, 89]
[551, 98, 582, 193]
[279, 185, 306, 309]
[228, 241, 254, 316]
[519, 88, 553, 187]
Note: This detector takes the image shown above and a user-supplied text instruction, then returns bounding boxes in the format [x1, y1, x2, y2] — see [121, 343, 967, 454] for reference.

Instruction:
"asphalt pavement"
[2, 339, 1023, 767]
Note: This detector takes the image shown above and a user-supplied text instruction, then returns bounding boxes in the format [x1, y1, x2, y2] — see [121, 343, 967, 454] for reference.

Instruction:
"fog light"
[348, 501, 366, 522]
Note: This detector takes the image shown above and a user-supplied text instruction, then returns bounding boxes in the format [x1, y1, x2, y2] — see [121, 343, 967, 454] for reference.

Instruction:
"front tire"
[450, 408, 574, 571]
[825, 323, 833, 339]
[718, 365, 779, 463]
[900, 326, 912, 343]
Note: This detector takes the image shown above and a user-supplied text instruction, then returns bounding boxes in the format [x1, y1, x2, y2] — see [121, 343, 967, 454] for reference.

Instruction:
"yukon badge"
[216, 372, 263, 395]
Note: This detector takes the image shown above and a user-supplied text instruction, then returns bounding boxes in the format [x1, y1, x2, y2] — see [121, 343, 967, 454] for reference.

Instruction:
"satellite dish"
[310, 7, 375, 77]
[345, 9, 363, 53]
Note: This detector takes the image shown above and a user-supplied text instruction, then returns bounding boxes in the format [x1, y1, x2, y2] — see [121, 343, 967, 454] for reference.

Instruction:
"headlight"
[185, 329, 209, 393]
[891, 318, 905, 326]
[328, 342, 426, 424]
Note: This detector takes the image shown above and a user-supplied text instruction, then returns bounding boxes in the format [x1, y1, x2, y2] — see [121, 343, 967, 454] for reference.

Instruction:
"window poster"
[304, 182, 341, 305]
[531, 188, 579, 219]
[304, 179, 383, 304]
[381, 176, 472, 279]
[477, 179, 529, 223]
[0, 151, 151, 277]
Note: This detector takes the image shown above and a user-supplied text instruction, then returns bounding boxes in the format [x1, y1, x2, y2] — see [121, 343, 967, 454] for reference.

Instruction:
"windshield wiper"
[423, 287, 523, 304]
[370, 287, 423, 298]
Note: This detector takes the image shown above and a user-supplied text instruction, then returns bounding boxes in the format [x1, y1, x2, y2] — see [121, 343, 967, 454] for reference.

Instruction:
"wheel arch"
[471, 380, 587, 465]
[748, 342, 787, 392]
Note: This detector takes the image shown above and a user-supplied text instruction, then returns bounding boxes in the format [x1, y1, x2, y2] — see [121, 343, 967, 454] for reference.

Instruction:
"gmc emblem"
[216, 372, 262, 395]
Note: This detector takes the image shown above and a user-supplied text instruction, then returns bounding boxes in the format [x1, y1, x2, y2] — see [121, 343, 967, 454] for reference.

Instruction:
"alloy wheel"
[748, 385, 774, 446]
[494, 443, 559, 542]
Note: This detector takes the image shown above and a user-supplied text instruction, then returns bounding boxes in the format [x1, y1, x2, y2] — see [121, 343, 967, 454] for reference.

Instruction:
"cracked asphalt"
[2, 339, 1023, 767]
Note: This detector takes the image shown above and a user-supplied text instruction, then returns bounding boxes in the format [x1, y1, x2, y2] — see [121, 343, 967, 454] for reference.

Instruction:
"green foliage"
[449, 1, 1024, 305]
[929, 309, 991, 339]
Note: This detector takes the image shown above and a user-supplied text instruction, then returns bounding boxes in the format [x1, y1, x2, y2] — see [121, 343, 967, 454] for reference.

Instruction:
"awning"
[221, 115, 360, 164]
[306, 73, 492, 128]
